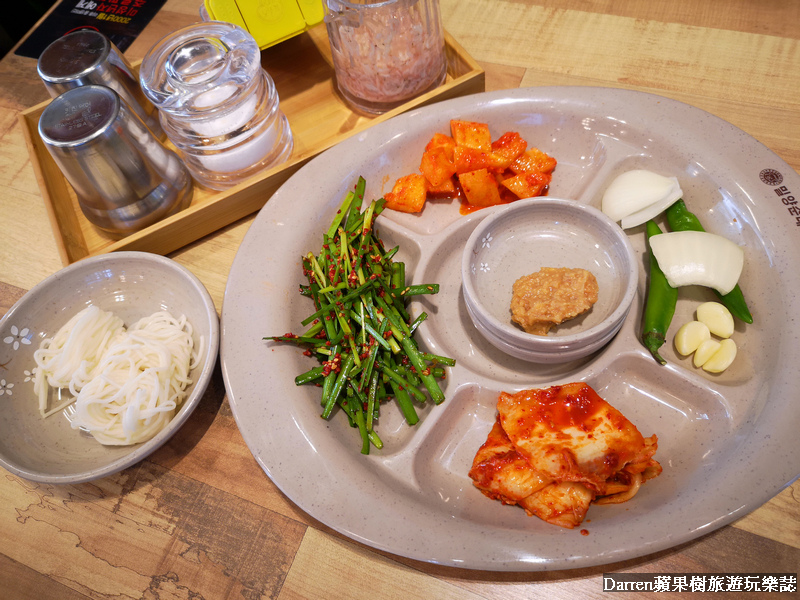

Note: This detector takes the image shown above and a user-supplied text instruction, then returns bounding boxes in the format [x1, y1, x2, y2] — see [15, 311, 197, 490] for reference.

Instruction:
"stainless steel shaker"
[38, 85, 193, 235]
[37, 29, 164, 139]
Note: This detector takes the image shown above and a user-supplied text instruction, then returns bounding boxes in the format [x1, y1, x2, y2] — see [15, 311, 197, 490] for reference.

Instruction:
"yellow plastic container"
[204, 0, 324, 49]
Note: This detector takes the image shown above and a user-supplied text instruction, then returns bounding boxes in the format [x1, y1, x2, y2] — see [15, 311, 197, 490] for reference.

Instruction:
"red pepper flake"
[580, 529, 590, 536]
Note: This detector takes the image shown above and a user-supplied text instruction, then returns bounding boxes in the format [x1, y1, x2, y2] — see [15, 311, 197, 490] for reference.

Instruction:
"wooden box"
[19, 27, 484, 265]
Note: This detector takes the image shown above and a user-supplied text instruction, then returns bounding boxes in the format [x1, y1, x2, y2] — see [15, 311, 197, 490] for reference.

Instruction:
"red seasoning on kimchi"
[468, 383, 662, 529]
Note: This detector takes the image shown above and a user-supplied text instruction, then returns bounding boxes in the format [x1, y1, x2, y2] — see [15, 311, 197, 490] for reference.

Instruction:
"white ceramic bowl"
[0, 252, 219, 484]
[461, 197, 637, 363]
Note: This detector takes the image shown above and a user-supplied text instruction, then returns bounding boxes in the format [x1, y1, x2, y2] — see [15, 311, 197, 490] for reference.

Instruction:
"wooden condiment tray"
[19, 27, 484, 265]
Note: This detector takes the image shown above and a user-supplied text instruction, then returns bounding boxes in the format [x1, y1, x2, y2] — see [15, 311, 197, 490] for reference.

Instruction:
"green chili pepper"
[642, 220, 678, 365]
[665, 200, 753, 324]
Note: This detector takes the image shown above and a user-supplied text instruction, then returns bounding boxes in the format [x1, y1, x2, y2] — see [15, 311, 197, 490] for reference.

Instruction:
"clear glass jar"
[324, 0, 448, 115]
[139, 22, 293, 190]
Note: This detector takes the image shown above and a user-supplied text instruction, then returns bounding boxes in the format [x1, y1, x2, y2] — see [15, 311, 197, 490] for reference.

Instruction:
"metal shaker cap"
[37, 29, 112, 87]
[39, 84, 119, 147]
[37, 29, 164, 139]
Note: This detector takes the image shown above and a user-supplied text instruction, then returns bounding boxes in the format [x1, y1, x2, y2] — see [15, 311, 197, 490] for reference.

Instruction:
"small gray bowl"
[461, 198, 637, 363]
[0, 252, 219, 483]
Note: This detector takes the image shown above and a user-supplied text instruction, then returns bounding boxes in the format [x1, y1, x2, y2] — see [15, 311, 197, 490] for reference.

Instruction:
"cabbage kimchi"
[469, 383, 662, 529]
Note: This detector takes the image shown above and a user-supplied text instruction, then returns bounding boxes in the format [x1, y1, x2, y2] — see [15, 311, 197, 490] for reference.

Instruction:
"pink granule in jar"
[327, 0, 447, 113]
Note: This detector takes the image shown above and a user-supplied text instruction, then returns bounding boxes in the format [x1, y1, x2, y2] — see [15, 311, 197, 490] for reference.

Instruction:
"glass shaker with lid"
[139, 22, 293, 190]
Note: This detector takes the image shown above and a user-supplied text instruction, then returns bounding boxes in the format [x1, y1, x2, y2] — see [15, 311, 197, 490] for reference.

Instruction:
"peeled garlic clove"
[674, 321, 711, 355]
[601, 170, 683, 229]
[693, 339, 721, 368]
[649, 230, 744, 295]
[702, 338, 737, 373]
[696, 301, 734, 338]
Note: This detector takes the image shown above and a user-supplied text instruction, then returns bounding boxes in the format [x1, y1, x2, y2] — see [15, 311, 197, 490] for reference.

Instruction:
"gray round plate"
[221, 87, 800, 571]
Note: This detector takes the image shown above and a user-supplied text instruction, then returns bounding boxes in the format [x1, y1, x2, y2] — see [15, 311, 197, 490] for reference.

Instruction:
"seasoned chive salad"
[267, 177, 455, 454]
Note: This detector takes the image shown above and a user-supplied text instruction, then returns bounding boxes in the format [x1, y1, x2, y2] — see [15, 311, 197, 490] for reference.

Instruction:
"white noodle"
[33, 307, 202, 446]
[34, 305, 125, 416]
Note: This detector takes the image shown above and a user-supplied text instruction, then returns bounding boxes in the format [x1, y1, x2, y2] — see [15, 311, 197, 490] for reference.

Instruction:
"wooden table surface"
[1, 1, 798, 598]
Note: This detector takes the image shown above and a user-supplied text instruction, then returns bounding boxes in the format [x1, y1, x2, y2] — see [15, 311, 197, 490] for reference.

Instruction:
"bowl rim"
[461, 197, 638, 352]
[0, 251, 220, 484]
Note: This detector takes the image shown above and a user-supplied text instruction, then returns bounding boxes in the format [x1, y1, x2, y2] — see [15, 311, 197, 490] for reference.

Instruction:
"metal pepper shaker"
[38, 85, 193, 235]
[37, 29, 164, 139]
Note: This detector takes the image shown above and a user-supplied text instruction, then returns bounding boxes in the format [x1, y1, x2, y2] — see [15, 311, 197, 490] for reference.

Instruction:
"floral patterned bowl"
[461, 197, 638, 363]
[0, 252, 219, 484]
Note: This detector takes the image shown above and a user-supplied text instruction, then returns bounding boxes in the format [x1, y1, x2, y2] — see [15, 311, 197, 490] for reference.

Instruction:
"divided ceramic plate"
[220, 87, 800, 571]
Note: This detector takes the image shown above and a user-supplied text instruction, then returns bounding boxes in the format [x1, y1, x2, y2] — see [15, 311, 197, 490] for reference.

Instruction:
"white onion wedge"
[649, 230, 744, 295]
[601, 170, 683, 229]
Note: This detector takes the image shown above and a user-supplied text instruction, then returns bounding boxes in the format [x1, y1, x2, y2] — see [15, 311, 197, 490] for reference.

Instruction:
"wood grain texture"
[442, 0, 800, 107]
[0, 282, 26, 317]
[1, 0, 799, 598]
